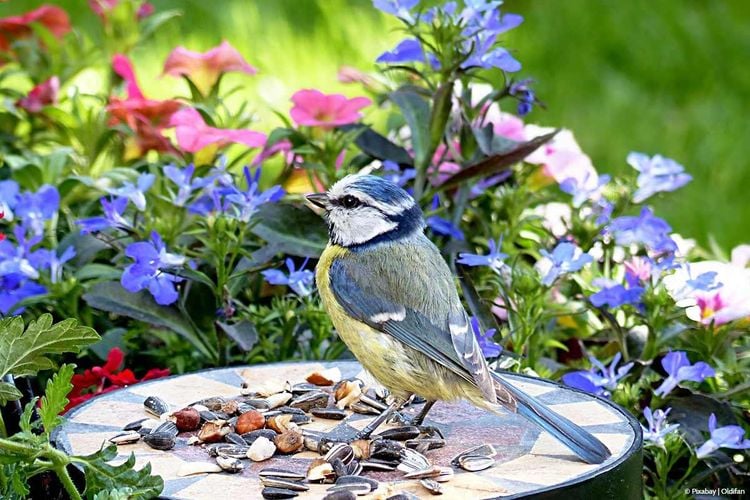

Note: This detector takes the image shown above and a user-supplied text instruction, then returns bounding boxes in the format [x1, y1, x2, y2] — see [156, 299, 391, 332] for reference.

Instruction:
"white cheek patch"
[329, 207, 397, 246]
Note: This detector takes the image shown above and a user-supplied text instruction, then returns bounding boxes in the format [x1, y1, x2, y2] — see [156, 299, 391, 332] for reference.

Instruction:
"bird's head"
[306, 174, 424, 248]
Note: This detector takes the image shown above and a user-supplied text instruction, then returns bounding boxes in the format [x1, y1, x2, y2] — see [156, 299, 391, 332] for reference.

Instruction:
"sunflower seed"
[261, 487, 299, 499]
[109, 431, 141, 445]
[360, 459, 396, 471]
[376, 426, 420, 441]
[289, 391, 329, 412]
[326, 483, 371, 496]
[322, 491, 356, 500]
[216, 455, 244, 473]
[311, 407, 347, 420]
[143, 431, 175, 450]
[325, 443, 354, 464]
[152, 420, 178, 437]
[123, 418, 148, 431]
[403, 466, 442, 480]
[143, 396, 169, 417]
[225, 432, 246, 445]
[260, 477, 310, 491]
[335, 475, 378, 491]
[259, 468, 306, 480]
[457, 454, 495, 472]
[349, 402, 379, 415]
[420, 479, 443, 495]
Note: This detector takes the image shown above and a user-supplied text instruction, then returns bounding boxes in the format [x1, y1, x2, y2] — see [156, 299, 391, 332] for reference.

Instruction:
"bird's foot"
[386, 411, 444, 439]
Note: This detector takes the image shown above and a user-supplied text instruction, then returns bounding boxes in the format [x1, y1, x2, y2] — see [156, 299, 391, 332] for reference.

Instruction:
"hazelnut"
[274, 428, 304, 454]
[172, 407, 201, 432]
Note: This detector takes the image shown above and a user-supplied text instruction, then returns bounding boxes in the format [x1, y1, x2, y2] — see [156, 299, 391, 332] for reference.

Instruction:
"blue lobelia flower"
[107, 173, 155, 211]
[47, 246, 76, 284]
[537, 241, 593, 286]
[261, 257, 315, 297]
[0, 272, 46, 315]
[0, 225, 49, 280]
[373, 0, 419, 22]
[460, 7, 523, 72]
[508, 78, 536, 116]
[627, 152, 692, 204]
[121, 231, 186, 305]
[425, 195, 464, 240]
[641, 407, 680, 447]
[607, 207, 677, 253]
[470, 316, 502, 358]
[562, 352, 634, 398]
[224, 167, 285, 222]
[560, 172, 611, 208]
[15, 184, 60, 236]
[590, 283, 644, 309]
[0, 180, 20, 220]
[457, 237, 508, 273]
[653, 350, 715, 397]
[382, 160, 416, 187]
[77, 197, 132, 234]
[164, 164, 213, 207]
[695, 413, 750, 459]
[377, 38, 429, 65]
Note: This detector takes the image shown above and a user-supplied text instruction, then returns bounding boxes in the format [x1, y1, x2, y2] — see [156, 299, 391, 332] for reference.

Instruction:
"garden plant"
[0, 1, 747, 498]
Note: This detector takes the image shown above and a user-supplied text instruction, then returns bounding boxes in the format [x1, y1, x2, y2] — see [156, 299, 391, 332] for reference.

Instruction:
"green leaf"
[79, 445, 163, 500]
[0, 315, 99, 403]
[82, 282, 216, 361]
[39, 364, 74, 435]
[217, 320, 258, 352]
[251, 203, 328, 258]
[74, 264, 122, 282]
[178, 268, 215, 289]
[440, 130, 559, 189]
[0, 382, 22, 404]
[19, 397, 37, 435]
[339, 124, 414, 165]
[389, 90, 431, 168]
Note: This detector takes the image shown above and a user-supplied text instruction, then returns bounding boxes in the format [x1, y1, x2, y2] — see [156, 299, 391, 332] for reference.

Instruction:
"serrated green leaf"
[39, 364, 74, 435]
[82, 282, 215, 361]
[0, 315, 99, 403]
[0, 382, 22, 404]
[80, 446, 163, 500]
[19, 397, 38, 435]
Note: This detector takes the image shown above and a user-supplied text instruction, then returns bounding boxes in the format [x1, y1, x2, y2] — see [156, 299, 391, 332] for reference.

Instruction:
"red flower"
[106, 54, 181, 158]
[163, 40, 256, 96]
[0, 5, 71, 52]
[17, 76, 59, 113]
[66, 347, 169, 411]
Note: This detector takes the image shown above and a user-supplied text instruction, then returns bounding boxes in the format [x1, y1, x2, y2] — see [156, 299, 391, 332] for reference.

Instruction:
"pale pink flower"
[524, 125, 600, 190]
[89, 1, 154, 22]
[492, 112, 527, 142]
[163, 41, 256, 96]
[428, 142, 461, 185]
[17, 76, 59, 112]
[731, 244, 750, 269]
[624, 257, 652, 285]
[290, 89, 371, 128]
[169, 107, 266, 154]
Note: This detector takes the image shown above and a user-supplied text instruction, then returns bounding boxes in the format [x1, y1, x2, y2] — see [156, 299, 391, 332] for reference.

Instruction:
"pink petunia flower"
[524, 125, 600, 190]
[163, 41, 256, 96]
[17, 76, 59, 113]
[169, 107, 266, 154]
[107, 54, 182, 157]
[492, 111, 527, 142]
[89, 0, 154, 22]
[290, 89, 371, 128]
[0, 4, 70, 52]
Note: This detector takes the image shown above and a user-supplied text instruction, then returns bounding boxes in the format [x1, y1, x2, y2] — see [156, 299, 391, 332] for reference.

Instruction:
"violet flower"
[108, 173, 155, 211]
[121, 231, 186, 305]
[695, 413, 750, 459]
[426, 195, 464, 240]
[470, 316, 503, 359]
[537, 241, 592, 286]
[457, 237, 508, 273]
[642, 407, 680, 447]
[376, 38, 428, 65]
[607, 208, 677, 253]
[77, 197, 132, 234]
[627, 152, 692, 204]
[261, 257, 315, 297]
[15, 184, 60, 236]
[164, 164, 212, 207]
[590, 283, 644, 309]
[562, 352, 634, 398]
[224, 167, 285, 222]
[373, 0, 418, 22]
[653, 351, 715, 397]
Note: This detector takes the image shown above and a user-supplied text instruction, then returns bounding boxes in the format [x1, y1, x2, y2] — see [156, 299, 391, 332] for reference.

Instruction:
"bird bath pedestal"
[56, 361, 642, 499]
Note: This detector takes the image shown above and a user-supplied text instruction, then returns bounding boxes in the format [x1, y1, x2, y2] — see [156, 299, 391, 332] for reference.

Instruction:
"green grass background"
[3, 0, 748, 249]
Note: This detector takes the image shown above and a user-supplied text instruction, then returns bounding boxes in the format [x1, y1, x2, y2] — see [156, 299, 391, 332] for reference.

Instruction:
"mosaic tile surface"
[56, 361, 639, 499]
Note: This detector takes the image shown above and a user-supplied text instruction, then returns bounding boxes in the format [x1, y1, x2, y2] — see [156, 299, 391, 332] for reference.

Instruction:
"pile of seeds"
[108, 367, 498, 498]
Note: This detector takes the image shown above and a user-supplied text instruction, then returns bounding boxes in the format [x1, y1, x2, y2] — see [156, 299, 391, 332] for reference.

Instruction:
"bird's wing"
[328, 240, 497, 402]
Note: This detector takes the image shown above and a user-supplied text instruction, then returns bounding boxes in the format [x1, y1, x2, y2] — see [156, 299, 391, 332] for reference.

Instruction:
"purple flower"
[471, 316, 502, 358]
[653, 351, 715, 397]
[562, 352, 634, 398]
[261, 257, 315, 297]
[0, 272, 46, 315]
[0, 225, 48, 280]
[537, 241, 592, 286]
[457, 237, 507, 272]
[607, 208, 677, 253]
[77, 197, 132, 234]
[224, 167, 285, 222]
[627, 152, 692, 204]
[15, 184, 60, 235]
[376, 38, 427, 64]
[373, 0, 418, 22]
[164, 164, 212, 207]
[460, 8, 523, 72]
[590, 284, 644, 309]
[508, 78, 536, 116]
[469, 171, 512, 198]
[0, 180, 20, 220]
[107, 173, 155, 211]
[121, 231, 186, 305]
[642, 407, 680, 447]
[560, 172, 610, 208]
[382, 160, 416, 187]
[695, 413, 750, 459]
[426, 195, 464, 240]
[48, 246, 76, 284]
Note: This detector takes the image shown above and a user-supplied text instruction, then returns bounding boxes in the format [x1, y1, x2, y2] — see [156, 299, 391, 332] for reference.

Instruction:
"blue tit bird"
[307, 174, 611, 465]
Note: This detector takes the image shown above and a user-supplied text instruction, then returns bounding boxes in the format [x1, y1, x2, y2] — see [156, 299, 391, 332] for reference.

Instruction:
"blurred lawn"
[2, 0, 748, 249]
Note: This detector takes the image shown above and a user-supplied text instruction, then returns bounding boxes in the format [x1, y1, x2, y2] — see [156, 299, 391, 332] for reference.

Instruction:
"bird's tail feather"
[491, 372, 612, 464]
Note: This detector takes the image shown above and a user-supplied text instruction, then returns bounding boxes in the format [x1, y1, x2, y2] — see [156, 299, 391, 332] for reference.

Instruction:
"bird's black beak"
[306, 193, 329, 210]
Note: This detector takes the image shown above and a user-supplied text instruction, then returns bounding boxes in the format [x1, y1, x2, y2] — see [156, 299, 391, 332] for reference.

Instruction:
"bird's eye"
[340, 195, 360, 208]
